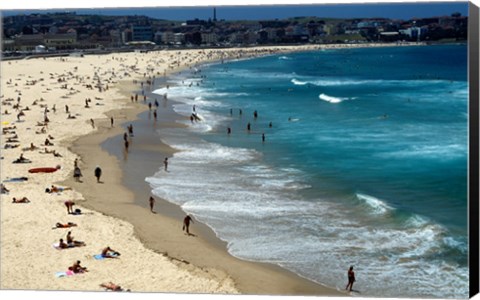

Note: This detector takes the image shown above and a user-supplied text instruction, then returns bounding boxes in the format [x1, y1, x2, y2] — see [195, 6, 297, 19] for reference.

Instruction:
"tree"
[22, 26, 33, 35]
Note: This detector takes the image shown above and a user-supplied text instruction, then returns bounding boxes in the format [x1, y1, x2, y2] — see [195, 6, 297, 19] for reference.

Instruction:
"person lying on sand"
[101, 246, 120, 258]
[100, 282, 129, 292]
[22, 143, 38, 151]
[53, 222, 77, 229]
[12, 197, 30, 203]
[4, 144, 20, 149]
[6, 137, 20, 143]
[35, 126, 47, 134]
[69, 260, 88, 273]
[46, 185, 72, 193]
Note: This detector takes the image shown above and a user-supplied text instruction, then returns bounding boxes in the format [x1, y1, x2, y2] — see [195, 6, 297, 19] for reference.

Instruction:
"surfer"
[262, 133, 265, 142]
[345, 266, 356, 292]
[227, 127, 231, 134]
[247, 122, 251, 132]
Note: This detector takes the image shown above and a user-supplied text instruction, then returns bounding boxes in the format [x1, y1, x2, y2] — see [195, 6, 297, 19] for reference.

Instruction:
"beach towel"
[94, 252, 119, 260]
[55, 270, 75, 278]
[52, 243, 64, 250]
[3, 177, 28, 182]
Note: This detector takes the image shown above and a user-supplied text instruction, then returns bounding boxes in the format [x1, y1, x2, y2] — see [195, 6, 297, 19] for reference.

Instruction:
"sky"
[1, 1, 470, 21]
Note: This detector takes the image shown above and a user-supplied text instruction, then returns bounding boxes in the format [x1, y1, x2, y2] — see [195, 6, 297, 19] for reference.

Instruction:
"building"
[131, 25, 153, 42]
[161, 32, 175, 44]
[43, 32, 77, 49]
[399, 26, 428, 40]
[201, 32, 218, 45]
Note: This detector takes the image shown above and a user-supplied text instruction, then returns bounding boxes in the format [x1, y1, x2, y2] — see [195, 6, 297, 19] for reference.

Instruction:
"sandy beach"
[1, 43, 422, 297]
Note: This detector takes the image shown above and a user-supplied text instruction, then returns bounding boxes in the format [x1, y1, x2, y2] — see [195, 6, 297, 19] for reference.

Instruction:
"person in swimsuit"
[64, 200, 75, 214]
[149, 196, 155, 213]
[183, 215, 194, 235]
[345, 266, 356, 292]
[69, 260, 88, 273]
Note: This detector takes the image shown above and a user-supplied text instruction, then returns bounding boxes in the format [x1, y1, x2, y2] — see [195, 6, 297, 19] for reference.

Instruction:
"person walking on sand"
[94, 166, 102, 183]
[110, 116, 114, 127]
[183, 215, 194, 235]
[163, 157, 168, 171]
[345, 266, 356, 292]
[149, 196, 155, 213]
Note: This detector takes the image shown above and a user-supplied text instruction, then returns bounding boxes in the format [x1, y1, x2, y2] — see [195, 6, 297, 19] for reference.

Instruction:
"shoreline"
[60, 62, 345, 296]
[1, 42, 430, 297]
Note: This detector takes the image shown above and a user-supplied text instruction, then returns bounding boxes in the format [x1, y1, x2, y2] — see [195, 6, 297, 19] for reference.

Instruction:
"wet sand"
[62, 73, 345, 296]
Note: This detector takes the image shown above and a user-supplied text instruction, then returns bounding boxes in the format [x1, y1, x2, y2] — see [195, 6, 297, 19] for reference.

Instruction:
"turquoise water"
[147, 44, 468, 298]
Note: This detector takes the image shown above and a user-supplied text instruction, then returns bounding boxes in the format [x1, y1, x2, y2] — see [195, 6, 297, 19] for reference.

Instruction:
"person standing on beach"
[163, 157, 168, 171]
[110, 117, 114, 127]
[153, 110, 157, 120]
[149, 196, 155, 213]
[183, 215, 194, 235]
[94, 166, 102, 183]
[73, 166, 82, 182]
[345, 266, 356, 292]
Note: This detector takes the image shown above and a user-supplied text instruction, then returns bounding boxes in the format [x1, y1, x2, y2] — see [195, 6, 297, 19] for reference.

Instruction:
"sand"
[1, 43, 424, 298]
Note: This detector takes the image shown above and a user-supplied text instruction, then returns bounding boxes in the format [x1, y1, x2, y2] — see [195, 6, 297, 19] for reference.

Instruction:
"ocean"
[146, 44, 469, 298]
